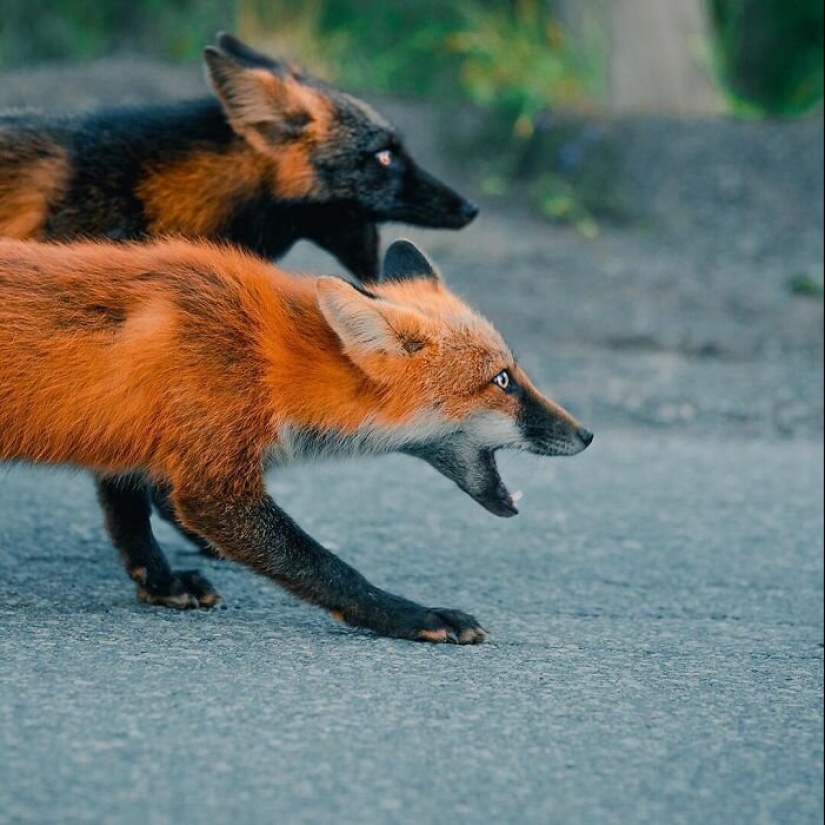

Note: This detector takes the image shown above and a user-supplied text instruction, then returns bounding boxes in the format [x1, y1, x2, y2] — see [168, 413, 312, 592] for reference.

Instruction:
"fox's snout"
[578, 428, 595, 449]
[443, 197, 480, 229]
[531, 421, 594, 458]
[516, 385, 594, 459]
[452, 199, 481, 228]
[388, 165, 480, 230]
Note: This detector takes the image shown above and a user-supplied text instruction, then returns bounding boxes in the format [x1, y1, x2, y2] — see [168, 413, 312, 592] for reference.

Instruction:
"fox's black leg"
[173, 483, 487, 644]
[97, 475, 220, 609]
[149, 484, 220, 558]
[309, 218, 380, 283]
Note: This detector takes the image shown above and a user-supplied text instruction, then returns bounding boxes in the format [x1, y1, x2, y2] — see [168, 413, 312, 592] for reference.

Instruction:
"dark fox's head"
[204, 34, 478, 229]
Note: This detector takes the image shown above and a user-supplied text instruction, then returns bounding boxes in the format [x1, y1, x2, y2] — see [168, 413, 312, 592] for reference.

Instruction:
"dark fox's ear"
[205, 45, 322, 143]
[381, 240, 441, 285]
[214, 33, 288, 73]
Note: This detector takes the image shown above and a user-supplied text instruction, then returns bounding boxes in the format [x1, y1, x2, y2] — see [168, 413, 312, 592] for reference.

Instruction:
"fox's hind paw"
[136, 570, 220, 610]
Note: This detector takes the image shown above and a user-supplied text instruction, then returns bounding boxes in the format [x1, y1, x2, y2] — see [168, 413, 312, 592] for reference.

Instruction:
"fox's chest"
[266, 425, 402, 469]
[264, 415, 454, 469]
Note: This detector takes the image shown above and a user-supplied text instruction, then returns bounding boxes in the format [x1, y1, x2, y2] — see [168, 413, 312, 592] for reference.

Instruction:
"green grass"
[788, 274, 825, 298]
[448, 0, 604, 137]
[0, 0, 235, 65]
[456, 112, 629, 237]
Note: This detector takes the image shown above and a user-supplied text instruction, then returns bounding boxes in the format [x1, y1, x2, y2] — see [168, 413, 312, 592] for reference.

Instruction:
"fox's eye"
[493, 370, 513, 392]
[376, 150, 394, 168]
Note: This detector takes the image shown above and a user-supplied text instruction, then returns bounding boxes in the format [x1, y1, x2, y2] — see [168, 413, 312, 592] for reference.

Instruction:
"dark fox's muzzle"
[391, 166, 479, 229]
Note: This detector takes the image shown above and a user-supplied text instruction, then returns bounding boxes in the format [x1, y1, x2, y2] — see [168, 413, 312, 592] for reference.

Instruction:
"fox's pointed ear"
[381, 240, 441, 285]
[204, 45, 318, 142]
[316, 277, 429, 360]
[214, 33, 286, 72]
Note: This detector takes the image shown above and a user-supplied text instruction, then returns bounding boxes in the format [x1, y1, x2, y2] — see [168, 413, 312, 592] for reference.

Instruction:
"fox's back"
[0, 113, 72, 239]
[0, 240, 280, 472]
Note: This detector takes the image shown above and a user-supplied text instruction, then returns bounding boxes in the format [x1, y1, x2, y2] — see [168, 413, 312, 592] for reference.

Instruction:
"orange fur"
[0, 238, 581, 502]
[138, 99, 329, 234]
[0, 241, 487, 486]
[0, 148, 69, 239]
[138, 147, 274, 237]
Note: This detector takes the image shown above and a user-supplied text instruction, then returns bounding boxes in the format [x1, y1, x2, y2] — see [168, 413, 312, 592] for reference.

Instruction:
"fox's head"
[306, 241, 593, 518]
[204, 34, 478, 230]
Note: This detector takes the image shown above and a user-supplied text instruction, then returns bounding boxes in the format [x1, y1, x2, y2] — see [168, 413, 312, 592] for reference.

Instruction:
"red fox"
[0, 33, 477, 282]
[0, 238, 592, 643]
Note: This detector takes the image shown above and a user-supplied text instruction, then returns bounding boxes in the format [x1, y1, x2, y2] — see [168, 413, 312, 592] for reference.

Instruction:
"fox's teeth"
[510, 490, 524, 504]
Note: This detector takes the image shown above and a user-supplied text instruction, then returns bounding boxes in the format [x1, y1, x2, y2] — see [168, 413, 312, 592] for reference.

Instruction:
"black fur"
[382, 239, 439, 283]
[172, 481, 487, 643]
[98, 475, 219, 608]
[5, 90, 476, 282]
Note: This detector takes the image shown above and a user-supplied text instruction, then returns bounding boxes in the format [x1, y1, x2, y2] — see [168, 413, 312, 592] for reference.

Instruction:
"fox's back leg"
[97, 475, 220, 609]
[150, 484, 220, 558]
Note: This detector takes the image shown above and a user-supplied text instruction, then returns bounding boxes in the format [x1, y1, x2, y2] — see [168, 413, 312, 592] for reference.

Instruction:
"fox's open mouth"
[473, 450, 522, 519]
[404, 443, 522, 519]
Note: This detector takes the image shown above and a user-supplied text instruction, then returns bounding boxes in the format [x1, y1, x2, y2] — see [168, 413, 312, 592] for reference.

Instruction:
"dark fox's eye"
[376, 150, 394, 168]
[493, 370, 513, 392]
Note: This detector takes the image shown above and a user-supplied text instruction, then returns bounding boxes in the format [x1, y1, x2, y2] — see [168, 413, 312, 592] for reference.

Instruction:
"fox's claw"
[136, 570, 220, 610]
[415, 608, 489, 645]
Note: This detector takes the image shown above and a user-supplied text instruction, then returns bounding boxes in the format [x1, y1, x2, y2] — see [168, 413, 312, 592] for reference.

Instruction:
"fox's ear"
[205, 45, 319, 142]
[316, 277, 430, 360]
[381, 240, 441, 285]
[214, 33, 287, 72]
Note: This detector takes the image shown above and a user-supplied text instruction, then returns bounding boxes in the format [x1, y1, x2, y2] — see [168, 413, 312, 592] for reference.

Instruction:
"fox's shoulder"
[1, 99, 233, 156]
[0, 108, 75, 143]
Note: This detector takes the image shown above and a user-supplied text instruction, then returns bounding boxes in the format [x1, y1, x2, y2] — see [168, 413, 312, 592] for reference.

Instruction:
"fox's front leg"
[172, 482, 488, 644]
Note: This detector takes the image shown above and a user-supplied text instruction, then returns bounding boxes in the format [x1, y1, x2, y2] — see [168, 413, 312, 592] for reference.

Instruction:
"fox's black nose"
[578, 428, 595, 448]
[460, 201, 480, 223]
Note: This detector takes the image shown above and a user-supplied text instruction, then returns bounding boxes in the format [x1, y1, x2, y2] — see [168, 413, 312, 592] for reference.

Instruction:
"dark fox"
[0, 33, 478, 282]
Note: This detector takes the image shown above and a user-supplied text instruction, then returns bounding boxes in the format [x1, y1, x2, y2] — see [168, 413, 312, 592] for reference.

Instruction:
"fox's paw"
[135, 570, 220, 610]
[414, 608, 489, 645]
[360, 606, 488, 645]
[330, 597, 488, 644]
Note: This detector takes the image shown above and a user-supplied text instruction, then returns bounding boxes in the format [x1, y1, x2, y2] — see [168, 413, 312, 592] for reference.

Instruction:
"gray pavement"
[1, 435, 823, 825]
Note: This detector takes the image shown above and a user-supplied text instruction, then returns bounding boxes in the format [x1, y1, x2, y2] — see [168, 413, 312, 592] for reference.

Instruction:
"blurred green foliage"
[2, 0, 822, 118]
[709, 0, 824, 115]
[788, 273, 825, 298]
[317, 0, 465, 96]
[448, 0, 604, 138]
[0, 0, 233, 65]
[0, 0, 821, 231]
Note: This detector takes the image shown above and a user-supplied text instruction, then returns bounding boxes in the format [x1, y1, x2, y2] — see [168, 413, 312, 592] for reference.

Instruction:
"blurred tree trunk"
[559, 0, 721, 113]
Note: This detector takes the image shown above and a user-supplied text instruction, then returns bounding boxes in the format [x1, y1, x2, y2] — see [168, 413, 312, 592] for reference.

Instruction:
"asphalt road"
[1, 434, 822, 825]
